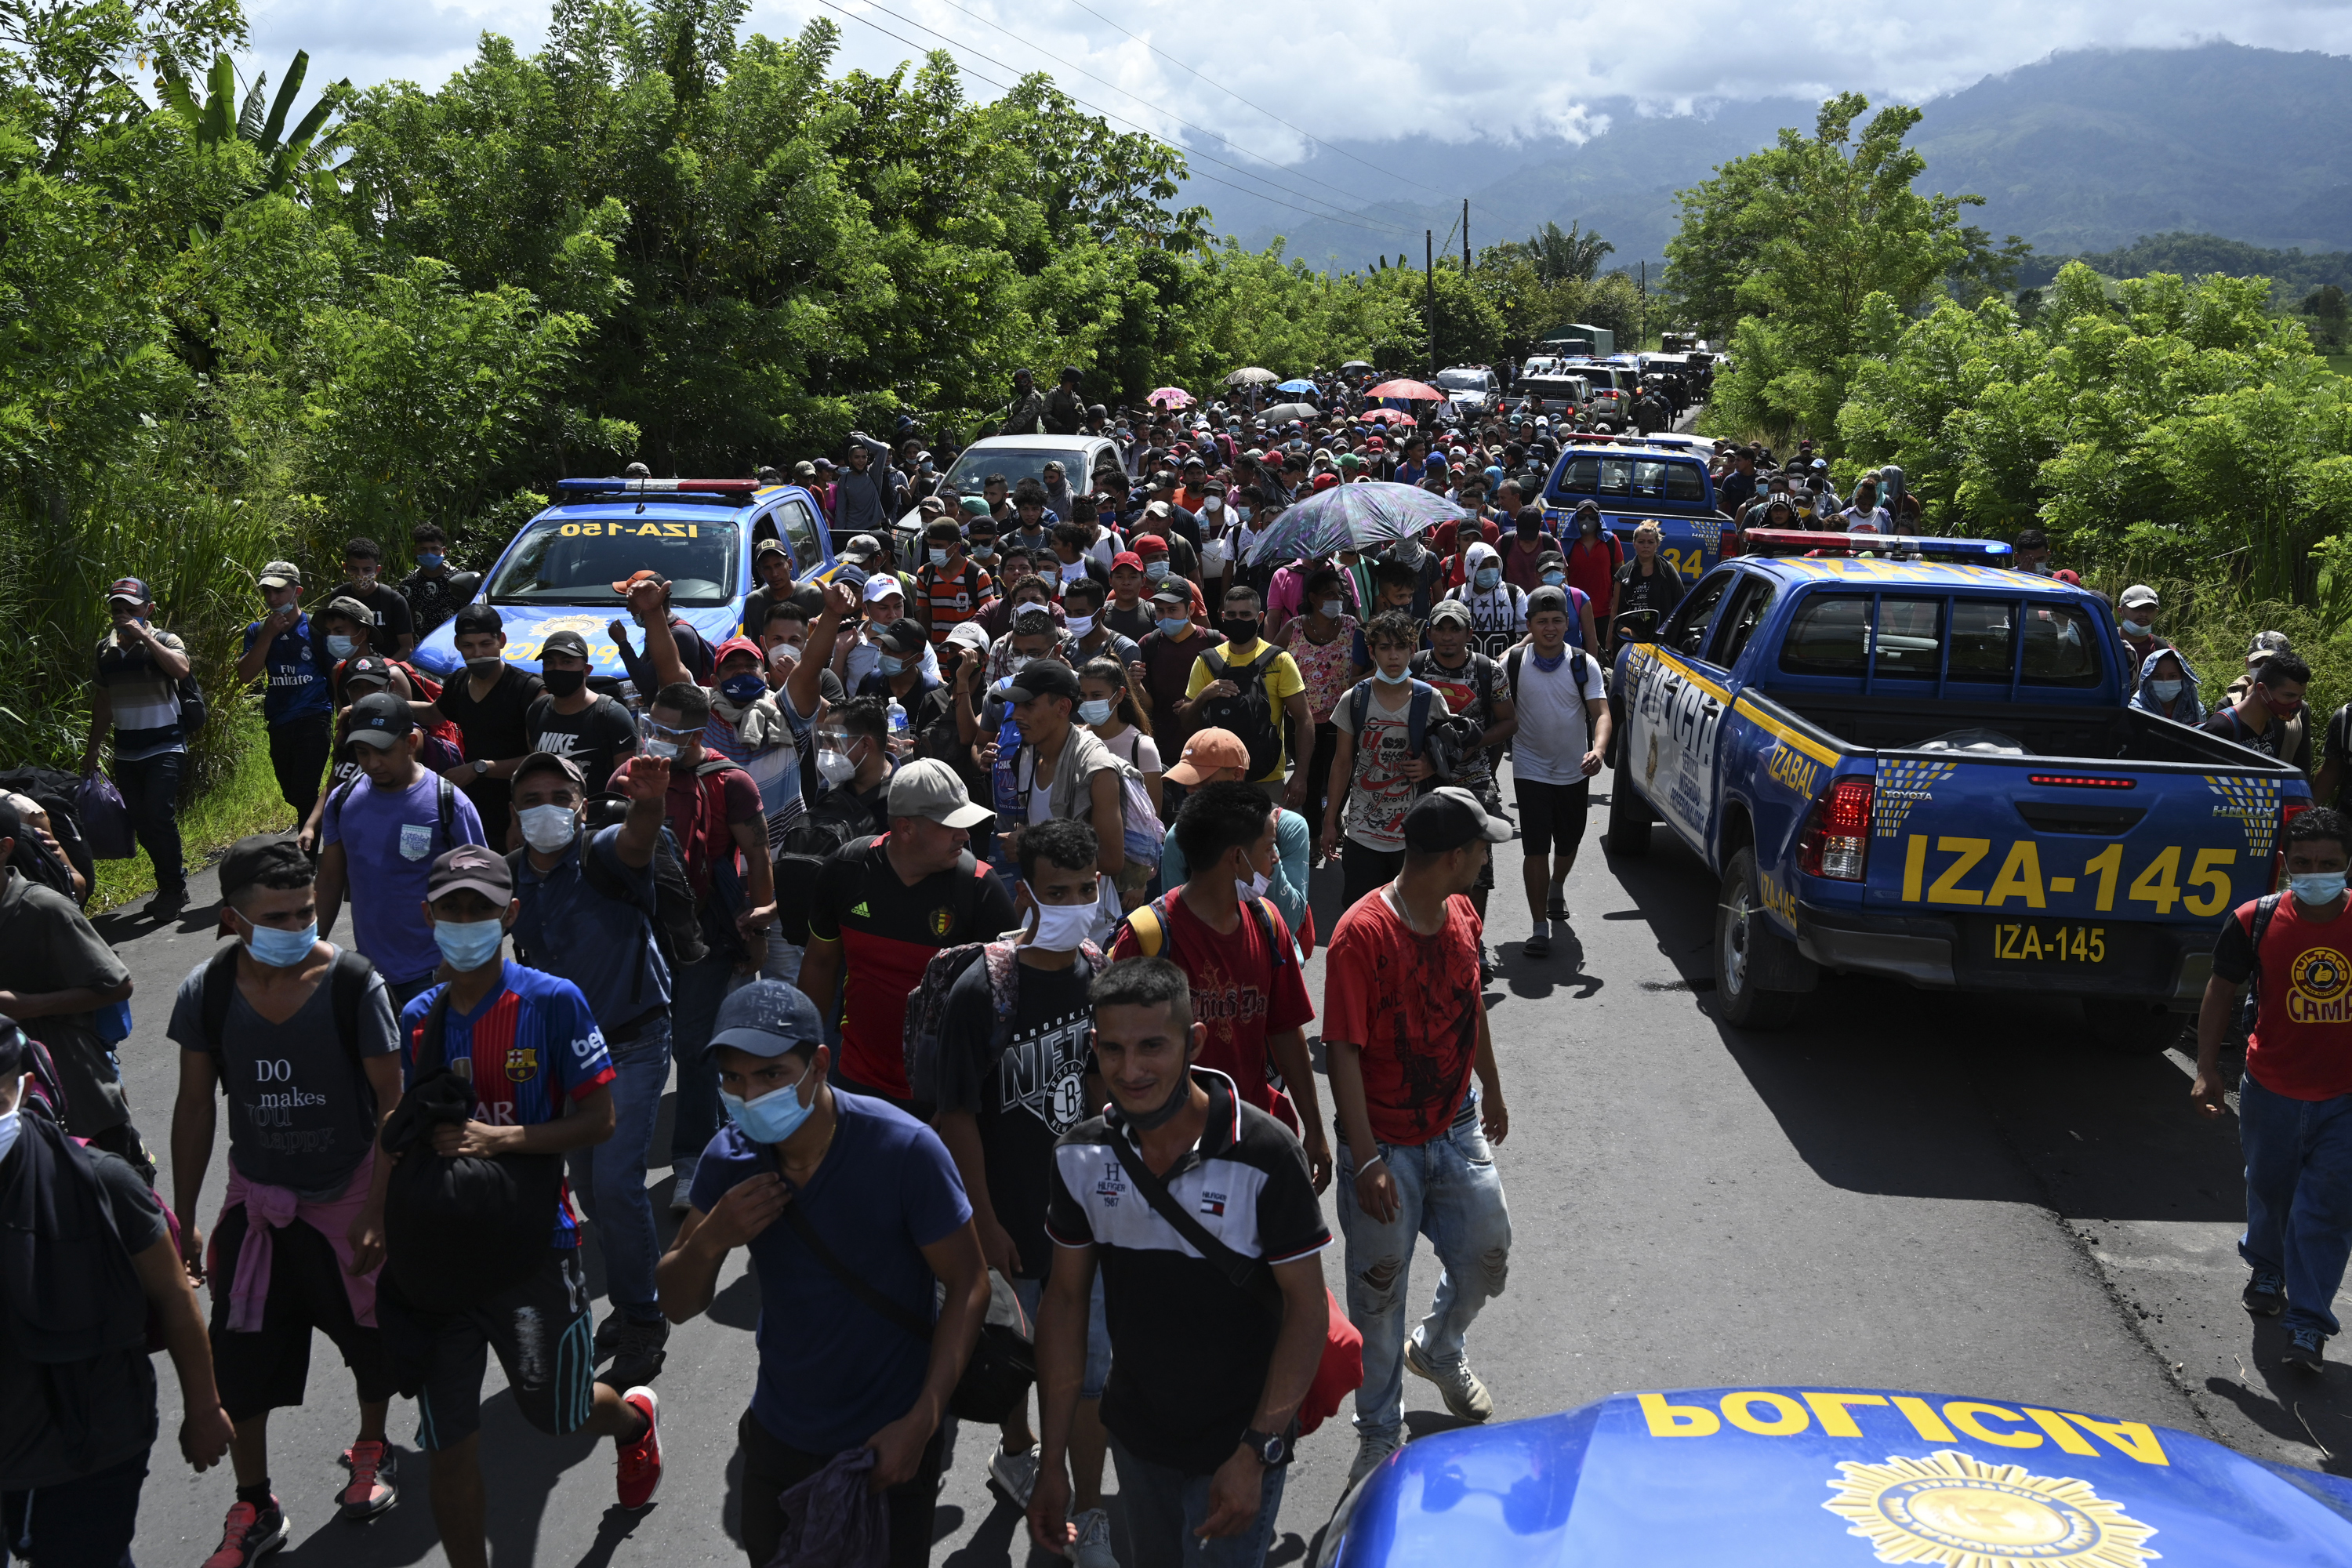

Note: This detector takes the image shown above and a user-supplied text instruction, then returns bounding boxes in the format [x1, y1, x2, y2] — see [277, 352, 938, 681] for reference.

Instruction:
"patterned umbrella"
[1225, 367, 1277, 385]
[1146, 387, 1196, 408]
[1361, 408, 1417, 426]
[1367, 378, 1443, 401]
[1243, 481, 1467, 565]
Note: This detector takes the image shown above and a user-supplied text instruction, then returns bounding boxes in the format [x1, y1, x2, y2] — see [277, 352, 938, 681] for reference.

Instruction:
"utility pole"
[1639, 260, 1648, 350]
[1425, 228, 1436, 376]
[1462, 199, 1471, 274]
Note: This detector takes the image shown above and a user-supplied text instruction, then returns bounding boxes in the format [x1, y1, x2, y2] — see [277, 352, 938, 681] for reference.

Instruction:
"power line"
[813, 2, 1415, 238]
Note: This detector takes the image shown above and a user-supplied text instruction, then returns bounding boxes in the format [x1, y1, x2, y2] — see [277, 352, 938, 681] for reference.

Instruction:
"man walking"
[1505, 586, 1610, 956]
[1323, 789, 1513, 1480]
[85, 575, 194, 917]
[237, 561, 334, 832]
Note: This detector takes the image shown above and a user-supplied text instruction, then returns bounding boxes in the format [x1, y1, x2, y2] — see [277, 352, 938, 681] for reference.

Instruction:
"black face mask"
[465, 655, 503, 679]
[1220, 616, 1260, 644]
[543, 667, 587, 698]
[1123, 1057, 1197, 1131]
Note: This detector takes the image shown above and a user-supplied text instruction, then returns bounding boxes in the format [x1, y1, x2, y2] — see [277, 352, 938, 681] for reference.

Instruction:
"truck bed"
[1760, 691, 2270, 771]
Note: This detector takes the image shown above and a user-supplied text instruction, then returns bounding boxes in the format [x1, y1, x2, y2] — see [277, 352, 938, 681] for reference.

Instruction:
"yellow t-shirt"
[1185, 639, 1308, 782]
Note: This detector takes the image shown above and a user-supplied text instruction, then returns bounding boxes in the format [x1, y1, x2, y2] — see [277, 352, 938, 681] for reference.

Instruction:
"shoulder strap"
[435, 774, 456, 850]
[1122, 894, 1171, 958]
[1408, 682, 1434, 755]
[328, 949, 374, 1079]
[1103, 1127, 1280, 1313]
[2251, 892, 2285, 952]
[1247, 896, 1290, 971]
[415, 985, 458, 1078]
[776, 1182, 935, 1342]
[1348, 681, 1372, 739]
[1504, 645, 1523, 695]
[199, 943, 243, 1061]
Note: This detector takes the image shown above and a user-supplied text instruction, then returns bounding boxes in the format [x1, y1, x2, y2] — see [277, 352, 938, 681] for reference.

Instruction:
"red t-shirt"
[611, 756, 763, 891]
[1109, 891, 1313, 1121]
[1564, 535, 1620, 616]
[1320, 888, 1484, 1145]
[2212, 895, 2352, 1099]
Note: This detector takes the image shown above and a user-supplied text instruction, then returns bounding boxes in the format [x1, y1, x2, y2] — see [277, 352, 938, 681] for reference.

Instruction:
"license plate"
[1986, 922, 2109, 964]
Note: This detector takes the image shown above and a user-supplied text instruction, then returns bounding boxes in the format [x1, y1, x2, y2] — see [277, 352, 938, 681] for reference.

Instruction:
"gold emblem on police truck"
[1824, 1450, 2158, 1566]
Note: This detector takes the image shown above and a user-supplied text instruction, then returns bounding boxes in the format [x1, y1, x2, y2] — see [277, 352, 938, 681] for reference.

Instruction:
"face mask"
[720, 673, 768, 705]
[1242, 864, 1271, 903]
[518, 804, 578, 852]
[433, 916, 505, 972]
[242, 918, 318, 968]
[1393, 541, 1425, 565]
[1319, 600, 1345, 619]
[543, 666, 587, 699]
[1073, 697, 1115, 727]
[1144, 561, 1171, 582]
[327, 634, 358, 659]
[1156, 616, 1191, 637]
[1202, 495, 1224, 514]
[1517, 522, 1539, 539]
[1374, 665, 1410, 685]
[1024, 885, 1101, 951]
[723, 1079, 815, 1144]
[1541, 571, 1565, 586]
[0, 1108, 16, 1167]
[2151, 679, 2183, 702]
[466, 656, 503, 681]
[416, 553, 445, 570]
[1220, 617, 1259, 644]
[1065, 615, 1096, 638]
[351, 566, 379, 583]
[2125, 619, 2154, 638]
[928, 548, 950, 568]
[816, 747, 858, 785]
[1581, 517, 1600, 535]
[2290, 871, 2348, 906]
[1475, 568, 1501, 591]
[1121, 1051, 1197, 1131]
[1237, 507, 1254, 523]
[972, 546, 996, 561]
[642, 738, 679, 761]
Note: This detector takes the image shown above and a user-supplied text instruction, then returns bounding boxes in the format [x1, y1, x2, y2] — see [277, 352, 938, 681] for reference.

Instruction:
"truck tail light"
[1797, 778, 1874, 882]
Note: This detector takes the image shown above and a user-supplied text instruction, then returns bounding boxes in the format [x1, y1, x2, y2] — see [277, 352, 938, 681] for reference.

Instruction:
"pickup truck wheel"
[1715, 848, 1803, 1029]
[2081, 999, 2185, 1055]
[1606, 773, 1652, 857]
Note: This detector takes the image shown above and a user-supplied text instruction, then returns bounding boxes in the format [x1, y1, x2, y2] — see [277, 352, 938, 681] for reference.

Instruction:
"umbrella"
[1244, 481, 1467, 565]
[1361, 408, 1417, 426]
[1146, 387, 1195, 408]
[1341, 359, 1372, 370]
[1274, 378, 1319, 394]
[1367, 378, 1443, 401]
[1225, 367, 1277, 386]
[1261, 401, 1319, 423]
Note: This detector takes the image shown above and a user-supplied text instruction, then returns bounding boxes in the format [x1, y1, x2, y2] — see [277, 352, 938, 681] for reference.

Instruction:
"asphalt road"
[99, 764, 2345, 1568]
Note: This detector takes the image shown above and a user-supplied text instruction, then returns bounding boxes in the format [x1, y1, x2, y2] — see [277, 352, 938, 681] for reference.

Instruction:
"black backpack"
[773, 787, 883, 946]
[0, 765, 94, 905]
[1346, 677, 1486, 791]
[176, 671, 208, 734]
[197, 943, 376, 1099]
[1199, 644, 1285, 779]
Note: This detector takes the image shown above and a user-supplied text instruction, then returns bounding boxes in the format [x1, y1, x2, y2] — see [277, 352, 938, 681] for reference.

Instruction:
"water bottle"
[887, 697, 909, 755]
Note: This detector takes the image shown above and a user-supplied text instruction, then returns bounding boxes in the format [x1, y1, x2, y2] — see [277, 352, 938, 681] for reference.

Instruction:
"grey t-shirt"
[0, 871, 132, 1136]
[165, 946, 400, 1196]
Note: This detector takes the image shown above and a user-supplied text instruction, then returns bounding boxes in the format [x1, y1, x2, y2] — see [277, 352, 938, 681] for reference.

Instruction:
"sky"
[245, 0, 2348, 171]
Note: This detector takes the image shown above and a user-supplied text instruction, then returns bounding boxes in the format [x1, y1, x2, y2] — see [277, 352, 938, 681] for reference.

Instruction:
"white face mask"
[517, 804, 578, 853]
[816, 746, 858, 785]
[1065, 614, 1095, 638]
[1024, 881, 1102, 951]
[1242, 866, 1271, 903]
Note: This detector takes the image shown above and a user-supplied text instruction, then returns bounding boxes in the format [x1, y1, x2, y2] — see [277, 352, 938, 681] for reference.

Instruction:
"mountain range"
[1188, 43, 2352, 278]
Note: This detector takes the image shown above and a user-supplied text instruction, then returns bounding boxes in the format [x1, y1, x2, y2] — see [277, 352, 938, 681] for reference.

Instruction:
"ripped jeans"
[1336, 1094, 1512, 1444]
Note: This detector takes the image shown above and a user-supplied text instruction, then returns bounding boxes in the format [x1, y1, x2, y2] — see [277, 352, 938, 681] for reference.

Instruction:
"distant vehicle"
[891, 434, 1123, 556]
[413, 477, 837, 692]
[1513, 374, 1593, 420]
[1435, 366, 1501, 421]
[1542, 444, 1727, 583]
[1539, 321, 1616, 356]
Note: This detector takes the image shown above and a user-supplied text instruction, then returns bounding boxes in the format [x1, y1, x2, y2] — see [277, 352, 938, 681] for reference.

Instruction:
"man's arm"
[1088, 769, 1125, 876]
[935, 1110, 1021, 1278]
[82, 686, 112, 774]
[611, 754, 670, 869]
[434, 1081, 617, 1159]
[2191, 972, 2238, 1116]
[658, 1174, 789, 1322]
[869, 1221, 987, 1490]
[626, 580, 691, 693]
[1196, 1256, 1327, 1538]
[314, 839, 348, 941]
[789, 581, 859, 720]
[234, 625, 274, 684]
[1028, 1242, 1098, 1557]
[1584, 696, 1612, 776]
[1479, 684, 1519, 749]
[1279, 688, 1315, 808]
[1326, 1037, 1396, 1222]
[130, 1232, 234, 1470]
[1265, 1026, 1330, 1194]
[730, 817, 777, 967]
[1471, 997, 1507, 1144]
[349, 1052, 403, 1277]
[797, 936, 844, 1029]
[169, 1048, 219, 1279]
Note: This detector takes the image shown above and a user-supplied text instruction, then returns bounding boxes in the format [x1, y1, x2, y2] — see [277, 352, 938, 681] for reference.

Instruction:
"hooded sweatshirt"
[2129, 646, 2206, 726]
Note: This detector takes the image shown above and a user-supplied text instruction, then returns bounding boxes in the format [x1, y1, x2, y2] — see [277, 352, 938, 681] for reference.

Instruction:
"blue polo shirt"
[691, 1095, 971, 1453]
[241, 615, 331, 726]
[510, 824, 671, 1035]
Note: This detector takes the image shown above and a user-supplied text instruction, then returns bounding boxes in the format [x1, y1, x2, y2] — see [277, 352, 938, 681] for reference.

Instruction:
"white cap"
[2119, 584, 2158, 610]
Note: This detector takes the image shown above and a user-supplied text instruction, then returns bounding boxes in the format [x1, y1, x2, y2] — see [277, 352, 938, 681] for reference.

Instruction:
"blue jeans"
[669, 953, 740, 1167]
[1336, 1095, 1513, 1443]
[572, 1018, 670, 1321]
[1107, 1434, 1287, 1568]
[114, 750, 184, 893]
[2239, 1073, 2352, 1337]
[2, 1445, 149, 1567]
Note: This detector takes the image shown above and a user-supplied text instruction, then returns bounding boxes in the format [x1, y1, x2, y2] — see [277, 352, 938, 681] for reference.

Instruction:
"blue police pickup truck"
[1606, 531, 2313, 1047]
[1543, 441, 1731, 586]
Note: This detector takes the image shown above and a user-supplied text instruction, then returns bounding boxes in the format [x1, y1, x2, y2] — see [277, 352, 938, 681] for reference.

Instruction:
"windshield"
[1436, 370, 1490, 392]
[487, 514, 741, 606]
[943, 445, 1099, 496]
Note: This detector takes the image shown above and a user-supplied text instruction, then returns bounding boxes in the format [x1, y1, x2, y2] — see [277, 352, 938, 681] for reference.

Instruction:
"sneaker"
[1346, 1430, 1403, 1487]
[1523, 927, 1552, 957]
[1403, 1334, 1494, 1421]
[150, 884, 189, 920]
[201, 1498, 289, 1568]
[616, 1387, 663, 1508]
[338, 1441, 399, 1520]
[599, 1315, 670, 1389]
[2287, 1327, 2328, 1374]
[987, 1443, 1040, 1508]
[2244, 1270, 2286, 1317]
[669, 1157, 697, 1213]
[1069, 1506, 1120, 1568]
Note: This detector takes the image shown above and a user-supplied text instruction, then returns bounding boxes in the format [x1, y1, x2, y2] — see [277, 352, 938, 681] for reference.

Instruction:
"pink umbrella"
[1366, 379, 1443, 401]
[1361, 408, 1417, 426]
[1147, 387, 1195, 409]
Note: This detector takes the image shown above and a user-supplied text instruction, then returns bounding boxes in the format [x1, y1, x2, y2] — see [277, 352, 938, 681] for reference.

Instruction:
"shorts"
[377, 1247, 596, 1451]
[208, 1204, 397, 1422]
[1012, 1271, 1112, 1403]
[1514, 779, 1592, 856]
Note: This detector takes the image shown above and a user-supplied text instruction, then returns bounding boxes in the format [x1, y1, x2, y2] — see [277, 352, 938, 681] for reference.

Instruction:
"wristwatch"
[1240, 1428, 1288, 1467]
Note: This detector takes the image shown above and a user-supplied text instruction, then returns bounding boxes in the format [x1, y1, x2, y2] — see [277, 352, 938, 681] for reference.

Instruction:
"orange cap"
[1167, 727, 1250, 786]
[612, 568, 666, 595]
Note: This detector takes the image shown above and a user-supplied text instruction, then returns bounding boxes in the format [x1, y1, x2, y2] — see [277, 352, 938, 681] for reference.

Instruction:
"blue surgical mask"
[723, 1080, 815, 1144]
[2291, 871, 2348, 906]
[434, 917, 506, 972]
[879, 655, 906, 676]
[642, 738, 679, 761]
[1475, 568, 1501, 591]
[1080, 698, 1115, 725]
[416, 553, 445, 570]
[1374, 666, 1411, 685]
[1541, 571, 1565, 586]
[1145, 561, 1170, 581]
[2151, 679, 2183, 702]
[242, 918, 318, 968]
[328, 634, 358, 659]
[929, 548, 950, 568]
[719, 673, 767, 705]
[1156, 616, 1190, 637]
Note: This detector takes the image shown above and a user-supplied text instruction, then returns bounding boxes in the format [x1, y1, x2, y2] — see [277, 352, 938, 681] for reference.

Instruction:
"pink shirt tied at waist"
[210, 1149, 379, 1332]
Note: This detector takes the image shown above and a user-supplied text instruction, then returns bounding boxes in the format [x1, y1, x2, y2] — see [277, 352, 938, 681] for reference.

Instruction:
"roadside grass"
[89, 712, 296, 914]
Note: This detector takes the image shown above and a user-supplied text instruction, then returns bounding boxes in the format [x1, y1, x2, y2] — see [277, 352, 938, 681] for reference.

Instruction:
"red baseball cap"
[1131, 534, 1167, 554]
[1112, 551, 1145, 572]
[1312, 472, 1341, 492]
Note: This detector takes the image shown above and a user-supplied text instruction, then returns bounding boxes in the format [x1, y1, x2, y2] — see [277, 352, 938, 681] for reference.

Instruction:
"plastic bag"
[75, 771, 135, 859]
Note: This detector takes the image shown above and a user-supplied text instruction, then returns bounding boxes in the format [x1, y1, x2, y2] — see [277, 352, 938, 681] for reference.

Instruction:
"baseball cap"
[540, 629, 590, 660]
[1428, 600, 1474, 628]
[710, 979, 825, 1058]
[862, 573, 903, 604]
[1167, 728, 1249, 786]
[426, 844, 514, 905]
[1312, 472, 1341, 492]
[612, 568, 666, 595]
[1131, 534, 1168, 555]
[256, 561, 302, 589]
[1112, 551, 1145, 573]
[323, 594, 376, 626]
[839, 535, 882, 563]
[513, 750, 585, 789]
[2119, 584, 2158, 610]
[1404, 786, 1513, 852]
[753, 537, 789, 562]
[1527, 585, 1570, 618]
[346, 691, 416, 748]
[341, 654, 395, 690]
[452, 602, 502, 636]
[960, 496, 990, 517]
[886, 758, 993, 829]
[106, 576, 151, 604]
[713, 635, 765, 669]
[875, 617, 928, 656]
[1004, 659, 1082, 705]
[1150, 575, 1194, 606]
[218, 833, 310, 902]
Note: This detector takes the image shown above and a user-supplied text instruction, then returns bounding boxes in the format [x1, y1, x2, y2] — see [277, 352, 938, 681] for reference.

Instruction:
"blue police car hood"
[412, 601, 746, 681]
[1327, 1386, 2352, 1568]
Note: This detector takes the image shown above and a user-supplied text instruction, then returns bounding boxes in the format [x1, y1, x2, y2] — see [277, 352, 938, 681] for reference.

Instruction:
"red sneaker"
[616, 1387, 662, 1508]
[339, 1439, 400, 1519]
[201, 1498, 289, 1568]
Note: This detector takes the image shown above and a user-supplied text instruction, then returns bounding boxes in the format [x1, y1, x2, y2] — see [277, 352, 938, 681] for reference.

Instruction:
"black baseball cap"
[540, 630, 590, 660]
[1004, 659, 1081, 704]
[1403, 786, 1513, 852]
[1149, 575, 1195, 606]
[427, 844, 513, 904]
[513, 750, 584, 789]
[218, 833, 310, 901]
[342, 655, 395, 690]
[452, 603, 502, 635]
[1526, 585, 1570, 618]
[876, 617, 929, 656]
[346, 691, 416, 748]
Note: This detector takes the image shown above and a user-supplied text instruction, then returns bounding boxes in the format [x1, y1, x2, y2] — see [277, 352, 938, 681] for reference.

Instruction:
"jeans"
[669, 953, 741, 1167]
[1108, 1433, 1288, 1568]
[1012, 1271, 1113, 1402]
[762, 928, 804, 986]
[572, 1019, 670, 1321]
[113, 750, 183, 893]
[1337, 1095, 1513, 1443]
[2239, 1073, 2352, 1337]
[2, 1445, 150, 1567]
[267, 714, 332, 825]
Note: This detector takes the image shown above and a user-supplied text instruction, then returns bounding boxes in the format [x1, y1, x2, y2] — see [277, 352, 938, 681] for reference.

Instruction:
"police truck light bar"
[1739, 529, 2014, 563]
[554, 477, 760, 494]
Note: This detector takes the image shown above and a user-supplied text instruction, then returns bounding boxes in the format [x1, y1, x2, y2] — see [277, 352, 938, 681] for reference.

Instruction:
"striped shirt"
[916, 561, 993, 643]
[93, 626, 187, 760]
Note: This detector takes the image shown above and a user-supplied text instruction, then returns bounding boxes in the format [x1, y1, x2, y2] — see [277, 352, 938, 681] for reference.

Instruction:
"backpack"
[575, 799, 711, 978]
[1345, 677, 1486, 792]
[330, 769, 459, 855]
[772, 786, 883, 946]
[2238, 892, 2287, 1033]
[902, 938, 1103, 1106]
[1119, 889, 1295, 974]
[176, 672, 209, 734]
[1011, 745, 1164, 871]
[0, 764, 95, 904]
[1198, 644, 1284, 779]
[196, 942, 376, 1101]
